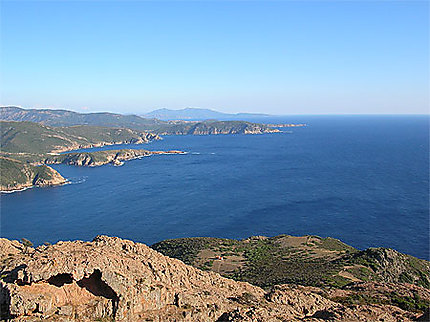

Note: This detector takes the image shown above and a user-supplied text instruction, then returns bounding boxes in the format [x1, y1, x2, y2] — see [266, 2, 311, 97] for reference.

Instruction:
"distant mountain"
[143, 107, 271, 121]
[0, 106, 161, 128]
[0, 106, 277, 135]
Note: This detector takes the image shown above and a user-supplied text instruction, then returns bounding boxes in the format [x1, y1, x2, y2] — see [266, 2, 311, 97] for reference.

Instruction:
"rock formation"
[0, 236, 426, 321]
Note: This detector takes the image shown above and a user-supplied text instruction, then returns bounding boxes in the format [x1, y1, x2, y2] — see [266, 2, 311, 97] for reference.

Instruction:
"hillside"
[1, 121, 159, 154]
[152, 235, 430, 308]
[0, 106, 161, 128]
[1, 106, 280, 135]
[0, 157, 66, 191]
[1, 236, 428, 321]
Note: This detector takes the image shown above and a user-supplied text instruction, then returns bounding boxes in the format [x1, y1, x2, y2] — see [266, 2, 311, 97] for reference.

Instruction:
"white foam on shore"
[1, 186, 33, 194]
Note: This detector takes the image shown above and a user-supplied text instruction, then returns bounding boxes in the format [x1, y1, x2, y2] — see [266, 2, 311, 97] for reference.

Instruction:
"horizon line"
[1, 105, 429, 117]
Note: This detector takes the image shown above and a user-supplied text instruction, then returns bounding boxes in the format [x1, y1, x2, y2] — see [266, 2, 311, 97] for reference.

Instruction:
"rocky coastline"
[44, 149, 186, 167]
[1, 149, 185, 193]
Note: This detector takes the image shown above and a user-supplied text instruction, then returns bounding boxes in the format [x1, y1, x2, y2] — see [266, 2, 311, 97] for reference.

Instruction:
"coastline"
[0, 179, 71, 194]
[1, 149, 187, 193]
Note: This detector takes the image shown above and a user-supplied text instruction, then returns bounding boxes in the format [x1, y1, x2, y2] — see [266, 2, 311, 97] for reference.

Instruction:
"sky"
[1, 1, 429, 115]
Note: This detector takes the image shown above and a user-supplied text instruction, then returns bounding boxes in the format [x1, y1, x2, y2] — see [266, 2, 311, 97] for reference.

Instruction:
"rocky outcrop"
[0, 236, 425, 321]
[349, 247, 430, 288]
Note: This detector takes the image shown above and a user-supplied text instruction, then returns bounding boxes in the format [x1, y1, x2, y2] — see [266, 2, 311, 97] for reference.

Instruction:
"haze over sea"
[1, 115, 428, 259]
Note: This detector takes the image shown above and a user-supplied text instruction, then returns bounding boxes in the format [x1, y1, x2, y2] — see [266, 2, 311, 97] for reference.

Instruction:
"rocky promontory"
[0, 236, 428, 321]
[157, 121, 281, 135]
[0, 157, 66, 192]
[45, 149, 186, 167]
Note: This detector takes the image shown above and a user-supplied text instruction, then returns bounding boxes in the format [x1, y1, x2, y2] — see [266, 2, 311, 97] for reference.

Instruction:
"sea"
[1, 115, 429, 259]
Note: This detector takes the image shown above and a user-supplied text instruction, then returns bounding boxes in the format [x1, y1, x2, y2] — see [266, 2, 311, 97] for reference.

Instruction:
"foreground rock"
[0, 236, 426, 321]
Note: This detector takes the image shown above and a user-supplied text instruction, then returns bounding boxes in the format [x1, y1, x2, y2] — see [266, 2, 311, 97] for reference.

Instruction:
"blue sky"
[1, 1, 428, 115]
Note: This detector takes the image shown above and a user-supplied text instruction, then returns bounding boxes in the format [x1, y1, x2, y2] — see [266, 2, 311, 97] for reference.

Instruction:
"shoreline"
[1, 180, 71, 194]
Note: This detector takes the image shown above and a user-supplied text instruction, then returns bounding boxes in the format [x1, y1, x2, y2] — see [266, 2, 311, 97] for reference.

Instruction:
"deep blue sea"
[1, 115, 429, 259]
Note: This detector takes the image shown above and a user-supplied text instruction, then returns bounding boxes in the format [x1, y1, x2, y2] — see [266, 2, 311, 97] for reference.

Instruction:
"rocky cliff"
[0, 236, 427, 321]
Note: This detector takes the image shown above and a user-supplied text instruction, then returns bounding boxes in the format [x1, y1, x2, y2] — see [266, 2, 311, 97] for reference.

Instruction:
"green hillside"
[0, 157, 65, 191]
[1, 121, 159, 154]
[152, 235, 430, 289]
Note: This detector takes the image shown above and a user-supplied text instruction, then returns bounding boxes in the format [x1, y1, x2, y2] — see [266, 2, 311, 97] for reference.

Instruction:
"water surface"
[1, 115, 428, 259]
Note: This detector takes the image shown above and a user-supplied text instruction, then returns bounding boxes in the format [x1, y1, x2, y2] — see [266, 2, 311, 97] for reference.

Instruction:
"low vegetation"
[152, 234, 430, 314]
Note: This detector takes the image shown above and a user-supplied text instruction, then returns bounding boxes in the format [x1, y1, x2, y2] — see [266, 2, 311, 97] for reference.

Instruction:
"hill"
[144, 107, 271, 121]
[0, 157, 66, 191]
[1, 121, 159, 154]
[152, 235, 430, 289]
[1, 106, 279, 135]
[1, 235, 428, 321]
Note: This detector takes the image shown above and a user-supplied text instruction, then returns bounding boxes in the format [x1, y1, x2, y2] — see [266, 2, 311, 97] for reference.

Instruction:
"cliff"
[0, 236, 427, 321]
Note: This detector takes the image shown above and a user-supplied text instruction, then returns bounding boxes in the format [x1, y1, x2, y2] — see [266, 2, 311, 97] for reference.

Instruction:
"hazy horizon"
[1, 1, 428, 115]
[2, 104, 429, 116]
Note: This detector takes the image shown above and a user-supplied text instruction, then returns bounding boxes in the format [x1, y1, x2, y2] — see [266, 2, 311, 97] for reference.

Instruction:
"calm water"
[1, 115, 429, 259]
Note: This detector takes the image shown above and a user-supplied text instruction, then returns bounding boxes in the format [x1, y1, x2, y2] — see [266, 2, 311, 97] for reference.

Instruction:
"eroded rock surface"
[0, 236, 426, 321]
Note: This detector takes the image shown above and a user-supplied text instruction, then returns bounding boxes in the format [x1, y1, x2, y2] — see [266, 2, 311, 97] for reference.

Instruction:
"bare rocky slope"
[1, 236, 428, 321]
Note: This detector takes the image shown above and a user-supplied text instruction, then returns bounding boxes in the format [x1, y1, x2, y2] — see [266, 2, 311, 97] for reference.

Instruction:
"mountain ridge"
[143, 107, 272, 121]
[0, 106, 279, 135]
